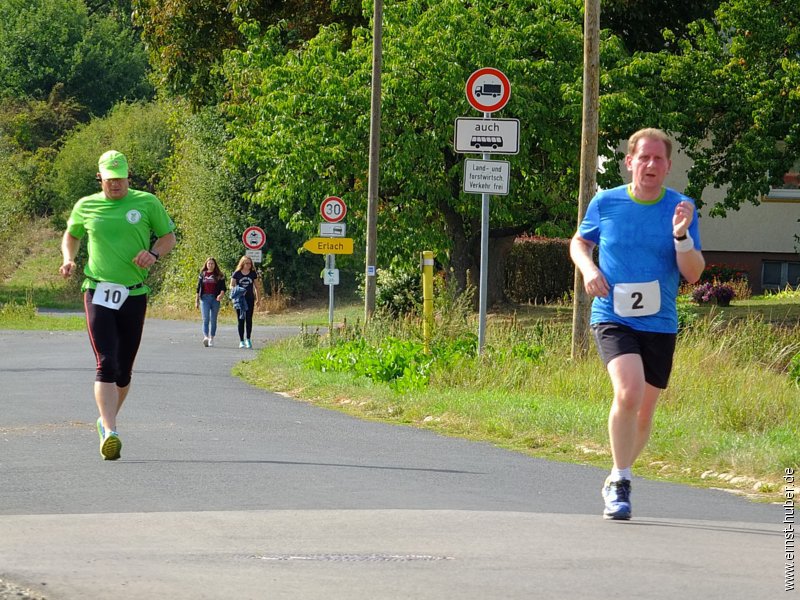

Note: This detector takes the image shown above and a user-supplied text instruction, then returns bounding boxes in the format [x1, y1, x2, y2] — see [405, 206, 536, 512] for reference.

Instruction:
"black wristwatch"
[673, 233, 687, 241]
[148, 249, 160, 260]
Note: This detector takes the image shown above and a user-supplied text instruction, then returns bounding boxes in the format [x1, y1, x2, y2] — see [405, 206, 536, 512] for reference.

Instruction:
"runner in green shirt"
[60, 150, 176, 460]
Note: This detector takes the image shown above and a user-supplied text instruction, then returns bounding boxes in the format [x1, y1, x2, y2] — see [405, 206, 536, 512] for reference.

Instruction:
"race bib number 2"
[92, 282, 130, 310]
[613, 281, 660, 318]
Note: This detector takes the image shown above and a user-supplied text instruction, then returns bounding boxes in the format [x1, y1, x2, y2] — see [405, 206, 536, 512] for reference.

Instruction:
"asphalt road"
[0, 318, 788, 599]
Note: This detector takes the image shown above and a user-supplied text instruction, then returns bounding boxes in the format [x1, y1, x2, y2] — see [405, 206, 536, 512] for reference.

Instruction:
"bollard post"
[421, 251, 434, 353]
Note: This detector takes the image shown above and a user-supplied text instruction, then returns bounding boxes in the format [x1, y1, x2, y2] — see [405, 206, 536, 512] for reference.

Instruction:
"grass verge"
[234, 310, 800, 503]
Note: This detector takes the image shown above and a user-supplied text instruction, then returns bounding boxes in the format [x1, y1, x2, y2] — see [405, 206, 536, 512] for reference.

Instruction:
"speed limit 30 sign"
[320, 196, 347, 223]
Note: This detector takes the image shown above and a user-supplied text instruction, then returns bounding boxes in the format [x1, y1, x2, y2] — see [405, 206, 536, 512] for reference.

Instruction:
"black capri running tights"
[84, 290, 148, 387]
[237, 304, 254, 340]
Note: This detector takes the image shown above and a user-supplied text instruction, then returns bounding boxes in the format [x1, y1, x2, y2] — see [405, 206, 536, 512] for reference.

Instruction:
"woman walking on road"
[195, 257, 226, 347]
[59, 150, 176, 461]
[230, 256, 260, 348]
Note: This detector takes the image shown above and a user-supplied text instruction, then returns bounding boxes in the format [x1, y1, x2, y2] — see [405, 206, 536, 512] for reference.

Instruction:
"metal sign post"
[313, 196, 349, 341]
[326, 254, 335, 336]
[478, 114, 490, 353]
[459, 68, 514, 355]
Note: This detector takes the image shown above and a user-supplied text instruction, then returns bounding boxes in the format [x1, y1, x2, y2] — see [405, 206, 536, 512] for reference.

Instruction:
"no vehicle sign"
[465, 68, 511, 114]
[321, 196, 347, 223]
[242, 226, 266, 250]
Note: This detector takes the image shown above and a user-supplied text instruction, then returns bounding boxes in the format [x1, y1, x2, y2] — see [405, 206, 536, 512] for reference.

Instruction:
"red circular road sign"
[320, 196, 347, 223]
[465, 68, 511, 114]
[242, 226, 266, 250]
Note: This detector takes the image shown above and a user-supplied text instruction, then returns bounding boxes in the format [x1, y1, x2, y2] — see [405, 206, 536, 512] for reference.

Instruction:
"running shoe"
[239, 341, 246, 348]
[208, 339, 214, 347]
[100, 431, 122, 461]
[245, 339, 252, 349]
[203, 337, 209, 347]
[96, 417, 105, 441]
[602, 477, 632, 520]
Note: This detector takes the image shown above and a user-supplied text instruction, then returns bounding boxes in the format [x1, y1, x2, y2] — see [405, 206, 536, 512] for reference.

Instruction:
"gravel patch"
[0, 578, 49, 600]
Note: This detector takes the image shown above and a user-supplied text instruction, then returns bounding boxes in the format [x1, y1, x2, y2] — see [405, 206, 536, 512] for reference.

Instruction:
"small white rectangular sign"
[454, 118, 520, 154]
[245, 249, 263, 263]
[464, 159, 510, 195]
[320, 222, 346, 237]
[324, 268, 340, 285]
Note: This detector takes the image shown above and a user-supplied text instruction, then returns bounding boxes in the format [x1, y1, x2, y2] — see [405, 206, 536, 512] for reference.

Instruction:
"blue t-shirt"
[578, 184, 702, 333]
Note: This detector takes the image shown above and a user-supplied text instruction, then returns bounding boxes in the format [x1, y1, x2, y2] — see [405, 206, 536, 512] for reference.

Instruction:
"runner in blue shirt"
[570, 128, 705, 520]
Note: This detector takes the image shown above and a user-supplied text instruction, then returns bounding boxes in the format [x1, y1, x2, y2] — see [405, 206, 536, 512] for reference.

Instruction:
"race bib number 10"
[92, 282, 130, 310]
[613, 281, 661, 318]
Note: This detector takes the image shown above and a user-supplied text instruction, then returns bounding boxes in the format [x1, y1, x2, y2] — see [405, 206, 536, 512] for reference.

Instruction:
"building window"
[762, 260, 800, 290]
[766, 158, 800, 200]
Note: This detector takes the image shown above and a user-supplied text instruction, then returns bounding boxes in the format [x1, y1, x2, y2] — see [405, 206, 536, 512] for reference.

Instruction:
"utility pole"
[571, 0, 600, 359]
[364, 0, 383, 322]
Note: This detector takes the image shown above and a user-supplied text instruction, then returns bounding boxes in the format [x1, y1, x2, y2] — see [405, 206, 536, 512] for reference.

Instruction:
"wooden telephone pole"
[571, 0, 600, 359]
[364, 0, 383, 321]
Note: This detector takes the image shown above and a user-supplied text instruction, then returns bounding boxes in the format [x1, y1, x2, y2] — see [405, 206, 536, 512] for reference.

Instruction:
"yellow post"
[421, 251, 434, 353]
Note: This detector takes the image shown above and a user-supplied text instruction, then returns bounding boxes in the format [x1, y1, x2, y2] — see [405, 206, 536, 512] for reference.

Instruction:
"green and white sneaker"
[100, 431, 122, 461]
[96, 417, 105, 441]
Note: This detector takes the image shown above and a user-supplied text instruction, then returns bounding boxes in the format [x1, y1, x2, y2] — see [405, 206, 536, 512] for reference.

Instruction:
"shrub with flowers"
[691, 282, 736, 305]
[699, 264, 748, 284]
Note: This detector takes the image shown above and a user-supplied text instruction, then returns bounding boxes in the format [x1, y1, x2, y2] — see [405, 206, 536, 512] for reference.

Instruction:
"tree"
[49, 101, 172, 215]
[224, 0, 630, 301]
[0, 0, 152, 115]
[616, 0, 800, 214]
[601, 0, 721, 53]
[132, 0, 365, 107]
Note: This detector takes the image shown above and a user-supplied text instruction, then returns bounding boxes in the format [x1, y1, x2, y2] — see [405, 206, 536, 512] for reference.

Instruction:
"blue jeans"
[200, 294, 220, 337]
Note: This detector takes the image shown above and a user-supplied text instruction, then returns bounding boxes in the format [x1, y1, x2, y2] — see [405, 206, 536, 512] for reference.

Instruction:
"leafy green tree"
[0, 0, 151, 115]
[0, 89, 86, 230]
[49, 101, 172, 216]
[614, 0, 800, 214]
[224, 0, 629, 300]
[132, 0, 365, 107]
[601, 0, 721, 53]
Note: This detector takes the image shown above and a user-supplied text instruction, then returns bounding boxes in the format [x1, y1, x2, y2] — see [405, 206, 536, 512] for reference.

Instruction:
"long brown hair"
[202, 257, 225, 281]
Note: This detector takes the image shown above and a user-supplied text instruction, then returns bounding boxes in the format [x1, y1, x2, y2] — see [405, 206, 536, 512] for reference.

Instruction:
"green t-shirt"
[66, 189, 175, 295]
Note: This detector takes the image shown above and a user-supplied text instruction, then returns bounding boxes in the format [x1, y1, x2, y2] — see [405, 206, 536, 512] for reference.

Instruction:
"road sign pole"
[327, 254, 336, 340]
[477, 111, 491, 355]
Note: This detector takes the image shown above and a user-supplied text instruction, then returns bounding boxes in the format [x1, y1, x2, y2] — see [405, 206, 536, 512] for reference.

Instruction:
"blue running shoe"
[245, 339, 252, 349]
[602, 478, 632, 520]
[96, 417, 105, 441]
[100, 431, 122, 461]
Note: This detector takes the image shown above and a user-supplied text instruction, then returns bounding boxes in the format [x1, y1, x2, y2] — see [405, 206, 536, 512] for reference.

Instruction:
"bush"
[375, 266, 422, 317]
[505, 236, 573, 303]
[699, 263, 748, 284]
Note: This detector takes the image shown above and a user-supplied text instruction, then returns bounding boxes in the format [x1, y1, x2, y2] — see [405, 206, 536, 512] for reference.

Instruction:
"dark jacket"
[197, 271, 227, 297]
[229, 285, 249, 320]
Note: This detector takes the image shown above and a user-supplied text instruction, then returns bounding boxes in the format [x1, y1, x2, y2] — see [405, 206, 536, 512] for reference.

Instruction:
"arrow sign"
[303, 237, 354, 254]
[324, 269, 340, 285]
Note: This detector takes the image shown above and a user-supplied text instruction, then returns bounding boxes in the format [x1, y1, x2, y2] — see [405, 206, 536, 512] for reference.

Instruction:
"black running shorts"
[591, 322, 677, 389]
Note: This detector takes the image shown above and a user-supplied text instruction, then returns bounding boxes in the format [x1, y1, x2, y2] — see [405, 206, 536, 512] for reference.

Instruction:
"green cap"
[98, 150, 129, 179]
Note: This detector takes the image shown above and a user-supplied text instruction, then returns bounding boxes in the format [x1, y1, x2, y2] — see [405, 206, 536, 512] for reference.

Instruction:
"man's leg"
[607, 353, 647, 472]
[631, 383, 662, 463]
